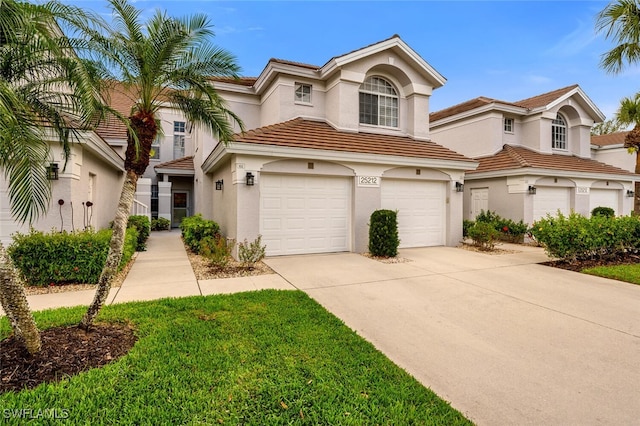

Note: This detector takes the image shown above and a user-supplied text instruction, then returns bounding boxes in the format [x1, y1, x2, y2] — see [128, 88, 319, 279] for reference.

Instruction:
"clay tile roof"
[430, 97, 506, 122]
[430, 85, 581, 122]
[591, 131, 630, 147]
[210, 76, 258, 86]
[231, 118, 473, 162]
[270, 58, 320, 70]
[154, 156, 194, 171]
[94, 81, 136, 140]
[514, 84, 579, 109]
[470, 144, 635, 176]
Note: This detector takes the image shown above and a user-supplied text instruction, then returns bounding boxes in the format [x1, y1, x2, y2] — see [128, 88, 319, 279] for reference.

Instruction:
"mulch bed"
[0, 323, 136, 394]
[540, 253, 640, 272]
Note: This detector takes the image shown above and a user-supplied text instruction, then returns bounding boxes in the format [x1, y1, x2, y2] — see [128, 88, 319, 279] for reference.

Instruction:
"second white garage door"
[533, 187, 571, 221]
[260, 174, 351, 256]
[381, 179, 446, 248]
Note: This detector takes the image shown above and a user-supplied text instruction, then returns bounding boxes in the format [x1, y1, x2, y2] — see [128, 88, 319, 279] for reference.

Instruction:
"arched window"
[551, 113, 567, 150]
[359, 76, 398, 127]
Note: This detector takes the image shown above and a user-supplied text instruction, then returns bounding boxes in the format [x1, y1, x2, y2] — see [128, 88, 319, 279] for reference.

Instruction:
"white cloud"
[544, 19, 597, 57]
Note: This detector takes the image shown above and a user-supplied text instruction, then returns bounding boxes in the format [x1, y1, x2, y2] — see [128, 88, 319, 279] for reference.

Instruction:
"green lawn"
[583, 263, 640, 285]
[0, 291, 470, 425]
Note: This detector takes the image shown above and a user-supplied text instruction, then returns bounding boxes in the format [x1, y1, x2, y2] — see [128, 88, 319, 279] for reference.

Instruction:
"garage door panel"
[590, 188, 618, 215]
[533, 187, 570, 221]
[260, 175, 351, 256]
[381, 179, 446, 248]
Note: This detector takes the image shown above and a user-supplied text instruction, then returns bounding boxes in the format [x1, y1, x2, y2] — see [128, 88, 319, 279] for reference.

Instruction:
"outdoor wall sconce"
[215, 180, 223, 190]
[245, 172, 255, 186]
[47, 162, 59, 180]
[528, 185, 537, 195]
[627, 189, 635, 198]
[455, 182, 464, 192]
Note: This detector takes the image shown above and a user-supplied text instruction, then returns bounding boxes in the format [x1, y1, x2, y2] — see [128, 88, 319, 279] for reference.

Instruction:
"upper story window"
[173, 121, 186, 159]
[551, 113, 567, 150]
[504, 117, 514, 133]
[151, 136, 160, 160]
[359, 76, 398, 128]
[295, 83, 312, 103]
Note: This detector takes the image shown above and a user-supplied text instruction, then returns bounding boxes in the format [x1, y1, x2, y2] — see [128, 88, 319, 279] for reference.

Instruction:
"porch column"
[158, 181, 172, 222]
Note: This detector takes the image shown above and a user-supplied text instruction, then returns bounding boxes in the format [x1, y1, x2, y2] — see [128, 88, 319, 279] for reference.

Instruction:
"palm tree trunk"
[80, 170, 138, 329]
[0, 244, 41, 354]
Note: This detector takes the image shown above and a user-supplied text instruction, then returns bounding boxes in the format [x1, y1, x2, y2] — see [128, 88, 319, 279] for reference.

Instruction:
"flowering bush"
[467, 221, 499, 251]
[466, 210, 529, 243]
[529, 212, 640, 262]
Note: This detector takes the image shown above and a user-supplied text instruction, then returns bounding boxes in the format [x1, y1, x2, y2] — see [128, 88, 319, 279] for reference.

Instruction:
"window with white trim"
[359, 76, 398, 127]
[551, 113, 567, 150]
[504, 117, 514, 133]
[294, 83, 312, 103]
[151, 136, 160, 160]
[173, 121, 186, 159]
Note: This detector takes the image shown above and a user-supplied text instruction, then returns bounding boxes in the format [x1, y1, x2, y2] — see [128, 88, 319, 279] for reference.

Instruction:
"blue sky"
[64, 0, 640, 120]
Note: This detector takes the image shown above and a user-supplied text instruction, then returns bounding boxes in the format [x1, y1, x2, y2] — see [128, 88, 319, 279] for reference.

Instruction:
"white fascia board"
[253, 63, 319, 95]
[591, 143, 625, 150]
[430, 103, 527, 128]
[211, 81, 255, 95]
[320, 38, 447, 88]
[203, 142, 478, 173]
[154, 168, 194, 176]
[467, 167, 636, 182]
[83, 132, 125, 171]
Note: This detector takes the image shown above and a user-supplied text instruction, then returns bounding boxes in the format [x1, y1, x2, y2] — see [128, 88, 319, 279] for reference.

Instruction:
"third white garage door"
[260, 174, 351, 256]
[381, 179, 446, 248]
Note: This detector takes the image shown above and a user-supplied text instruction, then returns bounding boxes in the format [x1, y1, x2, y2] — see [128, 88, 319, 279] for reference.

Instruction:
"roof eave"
[467, 167, 636, 181]
[204, 141, 477, 173]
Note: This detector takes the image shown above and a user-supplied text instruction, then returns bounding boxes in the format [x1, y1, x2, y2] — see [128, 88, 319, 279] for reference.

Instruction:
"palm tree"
[76, 0, 243, 329]
[615, 94, 640, 212]
[0, 0, 104, 354]
[596, 0, 640, 74]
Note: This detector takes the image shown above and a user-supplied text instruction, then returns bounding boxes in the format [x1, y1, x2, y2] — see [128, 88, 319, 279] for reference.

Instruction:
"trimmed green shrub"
[591, 206, 615, 218]
[368, 209, 400, 257]
[463, 219, 474, 238]
[180, 214, 221, 253]
[128, 215, 150, 251]
[8, 227, 138, 286]
[238, 235, 266, 269]
[530, 212, 640, 262]
[467, 221, 499, 251]
[151, 217, 171, 231]
[200, 235, 235, 269]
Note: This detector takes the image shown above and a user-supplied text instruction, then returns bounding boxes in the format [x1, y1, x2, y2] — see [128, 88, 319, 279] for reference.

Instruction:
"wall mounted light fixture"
[215, 180, 223, 190]
[528, 185, 537, 195]
[455, 182, 464, 192]
[245, 172, 255, 186]
[47, 163, 59, 180]
[627, 189, 635, 198]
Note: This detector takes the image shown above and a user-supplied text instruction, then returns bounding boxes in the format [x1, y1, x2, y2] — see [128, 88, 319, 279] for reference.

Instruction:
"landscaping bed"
[541, 253, 640, 272]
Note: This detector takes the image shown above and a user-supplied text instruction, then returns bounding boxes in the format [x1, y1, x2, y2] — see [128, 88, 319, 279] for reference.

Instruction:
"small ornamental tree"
[368, 209, 400, 257]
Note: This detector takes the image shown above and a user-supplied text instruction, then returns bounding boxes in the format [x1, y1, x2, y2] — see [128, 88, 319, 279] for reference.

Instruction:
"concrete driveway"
[264, 245, 640, 425]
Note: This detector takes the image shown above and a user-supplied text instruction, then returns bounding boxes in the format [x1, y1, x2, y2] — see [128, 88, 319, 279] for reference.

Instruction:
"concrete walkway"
[22, 229, 294, 311]
[263, 246, 640, 426]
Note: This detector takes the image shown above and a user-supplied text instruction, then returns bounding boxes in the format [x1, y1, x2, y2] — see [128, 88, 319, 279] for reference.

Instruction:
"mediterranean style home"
[429, 85, 636, 224]
[2, 36, 638, 255]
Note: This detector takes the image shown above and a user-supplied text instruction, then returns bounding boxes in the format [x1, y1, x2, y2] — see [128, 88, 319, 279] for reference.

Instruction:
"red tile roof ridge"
[503, 144, 531, 167]
[154, 156, 194, 169]
[591, 131, 630, 147]
[270, 58, 320, 70]
[514, 84, 579, 109]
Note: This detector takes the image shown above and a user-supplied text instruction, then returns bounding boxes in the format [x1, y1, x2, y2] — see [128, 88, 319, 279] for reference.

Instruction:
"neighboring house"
[0, 131, 125, 245]
[114, 35, 478, 256]
[591, 131, 635, 173]
[429, 85, 637, 224]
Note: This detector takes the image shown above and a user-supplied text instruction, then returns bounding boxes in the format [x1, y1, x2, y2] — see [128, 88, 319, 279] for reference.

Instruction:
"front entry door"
[172, 191, 189, 228]
[470, 188, 489, 220]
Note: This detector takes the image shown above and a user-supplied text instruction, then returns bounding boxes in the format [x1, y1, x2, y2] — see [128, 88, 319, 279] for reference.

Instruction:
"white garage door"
[0, 180, 28, 246]
[589, 188, 619, 215]
[260, 174, 351, 256]
[533, 187, 570, 221]
[381, 179, 446, 248]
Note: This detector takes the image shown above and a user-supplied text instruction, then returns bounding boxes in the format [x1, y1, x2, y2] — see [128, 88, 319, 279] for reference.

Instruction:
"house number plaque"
[357, 176, 380, 187]
[576, 187, 589, 195]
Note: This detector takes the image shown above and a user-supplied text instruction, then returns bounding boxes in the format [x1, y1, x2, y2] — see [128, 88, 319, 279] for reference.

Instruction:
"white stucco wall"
[592, 147, 636, 173]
